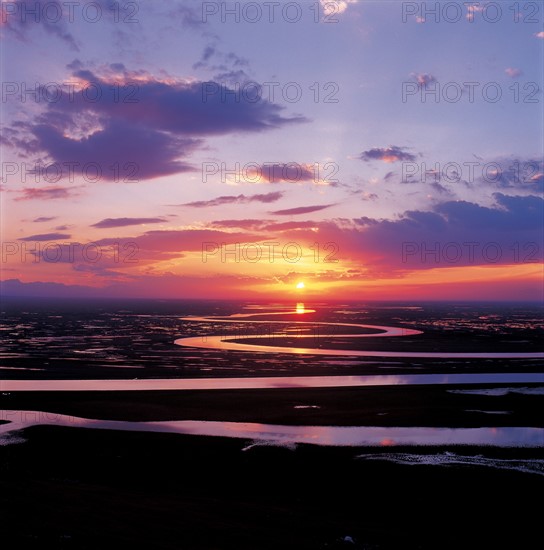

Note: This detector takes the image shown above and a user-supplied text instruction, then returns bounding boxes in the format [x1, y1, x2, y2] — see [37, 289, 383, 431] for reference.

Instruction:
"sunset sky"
[1, 0, 543, 300]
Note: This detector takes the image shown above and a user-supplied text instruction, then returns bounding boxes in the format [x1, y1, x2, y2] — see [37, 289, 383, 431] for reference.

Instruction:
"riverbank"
[1, 384, 543, 427]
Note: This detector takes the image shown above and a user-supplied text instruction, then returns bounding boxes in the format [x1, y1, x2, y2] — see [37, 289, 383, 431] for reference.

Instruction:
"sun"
[296, 281, 305, 289]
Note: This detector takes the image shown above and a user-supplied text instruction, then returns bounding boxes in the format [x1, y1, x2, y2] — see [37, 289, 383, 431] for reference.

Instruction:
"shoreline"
[2, 410, 544, 448]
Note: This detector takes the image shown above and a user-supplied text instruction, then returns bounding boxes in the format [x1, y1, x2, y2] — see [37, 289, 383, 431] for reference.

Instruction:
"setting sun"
[296, 282, 305, 289]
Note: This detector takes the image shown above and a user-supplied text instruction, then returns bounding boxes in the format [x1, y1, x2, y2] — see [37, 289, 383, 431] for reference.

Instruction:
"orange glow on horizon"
[4, 258, 542, 301]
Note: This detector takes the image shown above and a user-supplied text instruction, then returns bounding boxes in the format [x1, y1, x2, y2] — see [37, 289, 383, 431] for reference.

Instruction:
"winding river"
[1, 307, 542, 450]
[2, 306, 543, 392]
[174, 308, 544, 359]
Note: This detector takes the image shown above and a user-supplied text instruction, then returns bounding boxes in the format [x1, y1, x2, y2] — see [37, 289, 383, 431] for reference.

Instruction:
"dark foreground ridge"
[1, 425, 543, 550]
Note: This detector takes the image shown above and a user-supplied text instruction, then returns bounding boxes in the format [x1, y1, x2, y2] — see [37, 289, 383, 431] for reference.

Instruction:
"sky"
[0, 0, 543, 300]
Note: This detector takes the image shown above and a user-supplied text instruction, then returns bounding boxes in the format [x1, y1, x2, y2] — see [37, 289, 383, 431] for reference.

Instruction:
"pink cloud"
[505, 67, 522, 78]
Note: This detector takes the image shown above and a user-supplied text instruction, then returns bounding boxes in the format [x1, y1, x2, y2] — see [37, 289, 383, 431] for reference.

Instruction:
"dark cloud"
[91, 217, 167, 229]
[359, 146, 417, 163]
[436, 193, 542, 231]
[32, 216, 57, 222]
[286, 194, 544, 272]
[18, 232, 71, 241]
[7, 66, 307, 182]
[30, 119, 200, 181]
[271, 204, 335, 216]
[181, 192, 284, 208]
[44, 68, 306, 136]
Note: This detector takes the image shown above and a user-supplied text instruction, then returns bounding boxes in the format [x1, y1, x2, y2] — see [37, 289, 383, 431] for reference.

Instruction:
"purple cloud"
[60, 68, 306, 135]
[181, 192, 284, 208]
[15, 186, 80, 201]
[359, 146, 417, 163]
[270, 204, 335, 215]
[91, 217, 167, 228]
[330, 194, 543, 272]
[30, 119, 200, 181]
[6, 66, 307, 182]
[18, 232, 71, 241]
